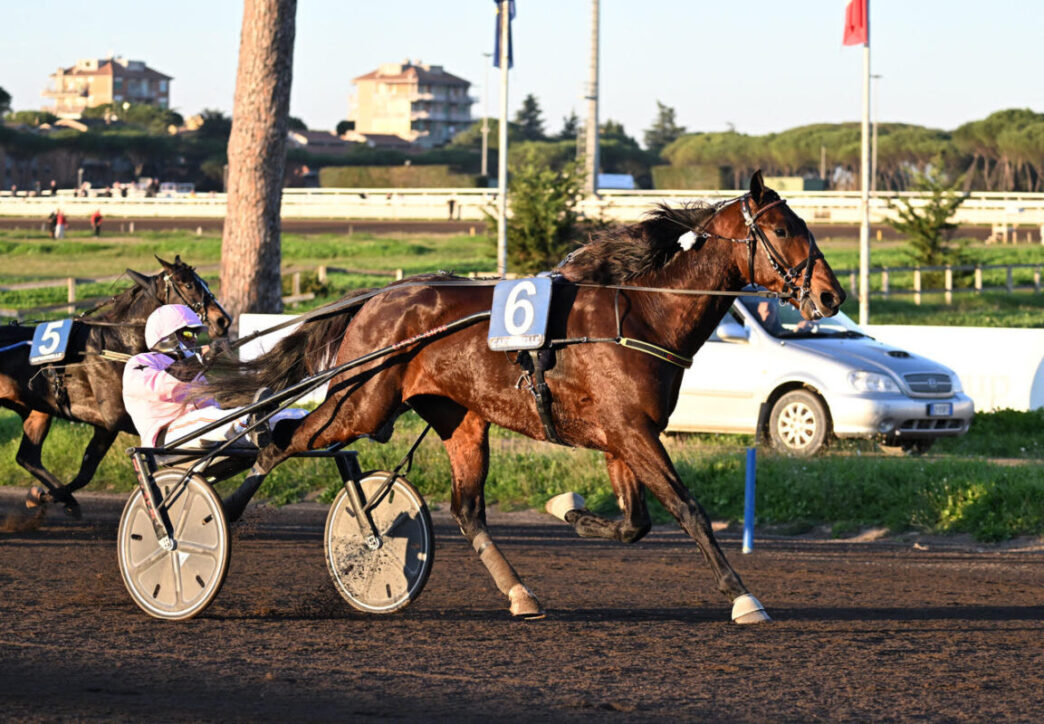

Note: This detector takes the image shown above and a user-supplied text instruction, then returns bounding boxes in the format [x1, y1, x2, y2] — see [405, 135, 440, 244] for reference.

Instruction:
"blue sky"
[2, 1, 1041, 140]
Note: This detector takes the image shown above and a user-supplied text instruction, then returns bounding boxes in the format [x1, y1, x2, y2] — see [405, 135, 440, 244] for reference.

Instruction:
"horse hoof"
[731, 593, 771, 624]
[545, 492, 585, 522]
[25, 486, 51, 510]
[508, 584, 545, 619]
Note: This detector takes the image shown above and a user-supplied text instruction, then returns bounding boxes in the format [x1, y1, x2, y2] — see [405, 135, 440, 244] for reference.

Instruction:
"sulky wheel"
[324, 472, 434, 614]
[117, 470, 230, 621]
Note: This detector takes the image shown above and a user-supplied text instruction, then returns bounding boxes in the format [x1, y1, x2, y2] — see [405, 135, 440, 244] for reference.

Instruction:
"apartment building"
[43, 57, 172, 118]
[349, 60, 473, 148]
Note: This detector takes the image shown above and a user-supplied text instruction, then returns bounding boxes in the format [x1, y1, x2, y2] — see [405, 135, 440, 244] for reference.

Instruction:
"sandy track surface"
[1, 488, 1041, 722]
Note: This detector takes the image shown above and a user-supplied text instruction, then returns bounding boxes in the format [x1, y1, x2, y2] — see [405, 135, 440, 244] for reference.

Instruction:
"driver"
[745, 296, 813, 336]
[123, 304, 306, 449]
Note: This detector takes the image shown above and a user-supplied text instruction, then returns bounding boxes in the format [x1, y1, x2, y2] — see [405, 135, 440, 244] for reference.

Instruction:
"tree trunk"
[220, 0, 297, 322]
[961, 154, 979, 191]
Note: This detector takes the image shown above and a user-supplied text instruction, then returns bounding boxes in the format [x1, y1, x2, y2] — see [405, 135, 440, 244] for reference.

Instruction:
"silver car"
[667, 295, 975, 456]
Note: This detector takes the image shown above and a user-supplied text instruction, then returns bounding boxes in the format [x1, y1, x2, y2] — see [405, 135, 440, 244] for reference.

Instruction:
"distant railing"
[0, 264, 403, 321]
[3, 188, 1044, 227]
[838, 263, 1044, 305]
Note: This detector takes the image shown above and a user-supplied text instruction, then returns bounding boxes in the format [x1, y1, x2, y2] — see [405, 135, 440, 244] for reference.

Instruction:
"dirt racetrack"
[1, 487, 1041, 723]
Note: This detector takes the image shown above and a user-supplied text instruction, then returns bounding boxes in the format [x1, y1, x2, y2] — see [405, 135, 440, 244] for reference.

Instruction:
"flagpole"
[496, 1, 510, 278]
[858, 3, 871, 326]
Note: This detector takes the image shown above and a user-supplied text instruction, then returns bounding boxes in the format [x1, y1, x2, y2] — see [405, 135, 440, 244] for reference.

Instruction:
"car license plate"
[927, 403, 952, 417]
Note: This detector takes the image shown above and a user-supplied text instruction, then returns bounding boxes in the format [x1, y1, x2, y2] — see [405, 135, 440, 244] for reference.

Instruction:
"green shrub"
[496, 147, 585, 274]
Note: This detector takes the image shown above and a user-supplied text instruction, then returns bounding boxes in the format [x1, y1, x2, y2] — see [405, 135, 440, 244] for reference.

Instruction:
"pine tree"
[220, 0, 297, 320]
[557, 111, 580, 141]
[887, 173, 969, 287]
[513, 94, 545, 141]
[643, 101, 686, 155]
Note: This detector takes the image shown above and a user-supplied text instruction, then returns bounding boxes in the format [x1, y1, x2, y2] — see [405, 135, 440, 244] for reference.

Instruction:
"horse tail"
[202, 296, 369, 408]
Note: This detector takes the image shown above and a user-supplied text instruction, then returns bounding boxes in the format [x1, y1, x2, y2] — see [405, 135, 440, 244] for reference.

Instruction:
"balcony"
[42, 87, 89, 99]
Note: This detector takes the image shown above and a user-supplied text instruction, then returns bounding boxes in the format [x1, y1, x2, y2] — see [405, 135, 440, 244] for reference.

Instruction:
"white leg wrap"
[731, 593, 772, 624]
[545, 492, 586, 522]
[508, 583, 544, 618]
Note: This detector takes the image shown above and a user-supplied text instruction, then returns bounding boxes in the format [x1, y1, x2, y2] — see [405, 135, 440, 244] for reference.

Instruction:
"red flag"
[843, 0, 868, 46]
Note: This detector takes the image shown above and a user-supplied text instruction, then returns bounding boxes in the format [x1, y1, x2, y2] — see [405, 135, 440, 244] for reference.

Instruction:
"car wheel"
[769, 390, 829, 457]
[879, 439, 935, 456]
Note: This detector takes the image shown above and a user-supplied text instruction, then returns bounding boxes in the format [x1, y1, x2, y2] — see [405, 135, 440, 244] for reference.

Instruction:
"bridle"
[694, 194, 824, 306]
[125, 266, 230, 329]
[161, 268, 230, 327]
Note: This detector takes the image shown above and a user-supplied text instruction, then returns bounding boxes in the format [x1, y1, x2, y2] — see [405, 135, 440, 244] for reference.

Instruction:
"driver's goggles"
[176, 328, 210, 345]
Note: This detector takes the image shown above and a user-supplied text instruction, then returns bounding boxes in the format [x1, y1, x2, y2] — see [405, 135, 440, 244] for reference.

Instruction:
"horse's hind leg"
[552, 452, 651, 544]
[417, 402, 543, 618]
[48, 427, 118, 514]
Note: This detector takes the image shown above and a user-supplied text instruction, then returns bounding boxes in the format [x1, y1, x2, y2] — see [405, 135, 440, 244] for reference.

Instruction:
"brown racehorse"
[219, 173, 845, 623]
[0, 257, 230, 517]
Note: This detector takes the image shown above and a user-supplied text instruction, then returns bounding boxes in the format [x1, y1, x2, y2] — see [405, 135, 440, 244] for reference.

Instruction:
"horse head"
[714, 171, 846, 320]
[146, 256, 231, 337]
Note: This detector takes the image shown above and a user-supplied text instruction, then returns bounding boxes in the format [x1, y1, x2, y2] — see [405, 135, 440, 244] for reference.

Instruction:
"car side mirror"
[716, 320, 750, 343]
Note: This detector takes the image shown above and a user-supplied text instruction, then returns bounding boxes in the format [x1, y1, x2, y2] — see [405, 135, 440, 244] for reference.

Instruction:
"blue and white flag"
[493, 0, 515, 68]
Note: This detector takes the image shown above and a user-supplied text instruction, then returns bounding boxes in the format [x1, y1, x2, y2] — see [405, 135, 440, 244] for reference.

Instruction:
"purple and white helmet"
[145, 304, 206, 356]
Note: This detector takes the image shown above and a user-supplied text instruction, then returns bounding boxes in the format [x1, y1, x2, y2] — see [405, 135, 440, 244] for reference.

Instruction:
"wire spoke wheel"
[324, 472, 433, 614]
[117, 470, 229, 621]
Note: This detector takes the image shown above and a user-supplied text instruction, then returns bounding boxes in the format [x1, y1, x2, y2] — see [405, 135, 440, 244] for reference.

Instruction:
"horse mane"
[557, 202, 719, 284]
[101, 283, 150, 320]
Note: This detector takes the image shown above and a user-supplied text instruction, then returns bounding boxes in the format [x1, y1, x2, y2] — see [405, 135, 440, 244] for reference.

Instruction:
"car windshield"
[738, 295, 865, 339]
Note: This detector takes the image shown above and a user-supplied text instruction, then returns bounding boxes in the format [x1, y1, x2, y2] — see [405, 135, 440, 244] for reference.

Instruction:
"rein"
[228, 277, 790, 355]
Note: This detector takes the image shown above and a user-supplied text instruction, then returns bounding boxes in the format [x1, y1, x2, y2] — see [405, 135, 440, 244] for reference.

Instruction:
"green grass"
[2, 409, 1040, 542]
[840, 291, 1044, 327]
[0, 228, 495, 314]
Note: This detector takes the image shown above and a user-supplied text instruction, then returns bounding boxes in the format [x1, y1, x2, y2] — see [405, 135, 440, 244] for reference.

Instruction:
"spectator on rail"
[90, 209, 103, 236]
[123, 305, 307, 449]
[49, 179, 57, 196]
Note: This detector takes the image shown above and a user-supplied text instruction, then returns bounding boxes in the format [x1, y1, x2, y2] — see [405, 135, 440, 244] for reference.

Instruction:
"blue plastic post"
[742, 447, 756, 554]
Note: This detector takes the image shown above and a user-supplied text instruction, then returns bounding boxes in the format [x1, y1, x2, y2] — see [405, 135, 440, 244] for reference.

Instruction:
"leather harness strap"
[523, 350, 565, 446]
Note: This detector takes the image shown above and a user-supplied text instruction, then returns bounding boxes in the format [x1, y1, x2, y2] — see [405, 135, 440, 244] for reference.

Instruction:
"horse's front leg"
[618, 429, 770, 624]
[420, 403, 543, 618]
[547, 452, 651, 543]
[17, 410, 82, 518]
